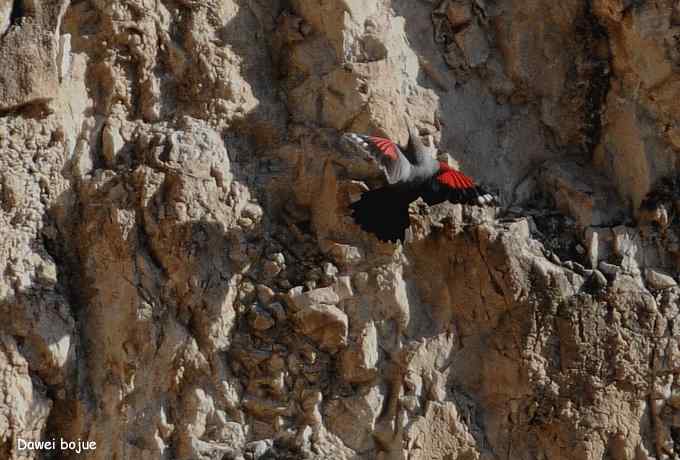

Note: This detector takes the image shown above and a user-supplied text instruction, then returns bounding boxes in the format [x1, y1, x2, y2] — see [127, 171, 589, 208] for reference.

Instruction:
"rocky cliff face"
[2, 0, 680, 459]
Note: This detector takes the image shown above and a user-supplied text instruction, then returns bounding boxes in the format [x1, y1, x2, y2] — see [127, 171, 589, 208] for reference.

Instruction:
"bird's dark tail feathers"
[349, 186, 416, 243]
[454, 184, 496, 206]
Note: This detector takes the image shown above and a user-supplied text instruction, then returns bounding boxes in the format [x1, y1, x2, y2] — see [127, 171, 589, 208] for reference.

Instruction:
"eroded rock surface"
[2, 1, 680, 459]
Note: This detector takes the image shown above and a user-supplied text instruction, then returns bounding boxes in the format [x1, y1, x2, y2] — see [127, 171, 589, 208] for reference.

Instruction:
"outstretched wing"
[422, 163, 495, 206]
[349, 185, 419, 242]
[342, 133, 413, 184]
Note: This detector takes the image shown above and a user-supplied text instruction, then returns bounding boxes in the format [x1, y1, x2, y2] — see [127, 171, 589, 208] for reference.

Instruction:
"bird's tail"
[349, 186, 416, 243]
[469, 185, 495, 206]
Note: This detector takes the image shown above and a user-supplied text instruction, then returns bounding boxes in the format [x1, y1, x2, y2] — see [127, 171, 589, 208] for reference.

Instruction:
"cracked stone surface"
[2, 0, 680, 459]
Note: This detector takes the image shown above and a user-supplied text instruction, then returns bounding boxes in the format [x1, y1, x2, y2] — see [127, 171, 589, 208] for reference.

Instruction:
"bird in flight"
[342, 121, 495, 242]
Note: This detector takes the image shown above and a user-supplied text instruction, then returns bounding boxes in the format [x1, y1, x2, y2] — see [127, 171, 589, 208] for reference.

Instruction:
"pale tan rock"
[293, 303, 348, 351]
[147, 118, 232, 183]
[287, 286, 341, 311]
[325, 386, 383, 452]
[333, 275, 354, 301]
[57, 34, 72, 80]
[0, 0, 11, 37]
[242, 398, 291, 420]
[645, 269, 678, 290]
[0, 336, 53, 454]
[2, 1, 680, 459]
[404, 401, 480, 460]
[372, 264, 411, 331]
[101, 121, 124, 166]
[539, 160, 625, 229]
[0, 23, 61, 110]
[339, 321, 379, 383]
[326, 242, 364, 266]
[2, 173, 25, 210]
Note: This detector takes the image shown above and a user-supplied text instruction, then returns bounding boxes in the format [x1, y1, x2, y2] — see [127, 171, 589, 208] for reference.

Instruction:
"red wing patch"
[437, 168, 475, 189]
[367, 136, 398, 160]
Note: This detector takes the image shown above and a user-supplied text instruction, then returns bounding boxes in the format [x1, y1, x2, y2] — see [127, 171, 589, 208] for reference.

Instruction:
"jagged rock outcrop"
[2, 1, 680, 459]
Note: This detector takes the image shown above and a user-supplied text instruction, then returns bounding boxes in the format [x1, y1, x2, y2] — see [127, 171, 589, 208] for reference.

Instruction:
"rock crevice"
[2, 1, 680, 459]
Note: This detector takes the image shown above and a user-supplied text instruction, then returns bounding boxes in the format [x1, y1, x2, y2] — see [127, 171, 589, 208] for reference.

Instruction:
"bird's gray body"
[341, 120, 494, 242]
[343, 122, 438, 188]
[402, 122, 439, 186]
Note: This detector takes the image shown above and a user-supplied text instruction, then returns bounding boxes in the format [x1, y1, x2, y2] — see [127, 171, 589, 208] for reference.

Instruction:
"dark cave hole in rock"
[9, 0, 25, 28]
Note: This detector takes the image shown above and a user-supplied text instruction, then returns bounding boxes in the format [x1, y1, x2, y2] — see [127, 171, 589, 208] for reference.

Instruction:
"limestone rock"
[293, 302, 348, 351]
[57, 33, 72, 80]
[0, 0, 11, 37]
[0, 336, 53, 452]
[102, 121, 125, 166]
[286, 286, 340, 312]
[333, 276, 354, 301]
[325, 387, 383, 452]
[2, 1, 680, 459]
[404, 401, 479, 460]
[326, 242, 364, 266]
[340, 321, 379, 383]
[2, 173, 25, 211]
[539, 160, 625, 230]
[645, 269, 678, 290]
[146, 118, 232, 184]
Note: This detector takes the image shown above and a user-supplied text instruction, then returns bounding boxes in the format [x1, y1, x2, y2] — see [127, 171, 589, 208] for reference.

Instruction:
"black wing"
[350, 185, 420, 242]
